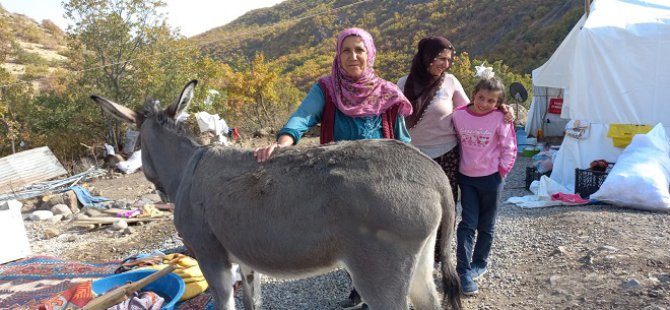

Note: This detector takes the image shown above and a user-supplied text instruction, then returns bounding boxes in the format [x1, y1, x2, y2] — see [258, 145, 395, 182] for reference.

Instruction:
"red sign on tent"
[548, 98, 563, 114]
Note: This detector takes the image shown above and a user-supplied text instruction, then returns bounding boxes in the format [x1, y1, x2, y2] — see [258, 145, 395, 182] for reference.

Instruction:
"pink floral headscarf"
[319, 28, 412, 117]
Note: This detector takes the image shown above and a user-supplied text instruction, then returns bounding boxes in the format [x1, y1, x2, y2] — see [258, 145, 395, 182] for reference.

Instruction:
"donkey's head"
[90, 80, 198, 192]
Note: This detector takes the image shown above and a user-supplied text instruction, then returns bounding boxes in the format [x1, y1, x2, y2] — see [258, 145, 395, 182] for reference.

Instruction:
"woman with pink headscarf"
[254, 28, 412, 162]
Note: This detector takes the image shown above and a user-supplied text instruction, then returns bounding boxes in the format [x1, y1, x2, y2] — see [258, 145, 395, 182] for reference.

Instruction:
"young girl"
[451, 71, 517, 295]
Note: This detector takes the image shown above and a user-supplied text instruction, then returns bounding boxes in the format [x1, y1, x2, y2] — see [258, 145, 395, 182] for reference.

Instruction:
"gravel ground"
[24, 153, 670, 309]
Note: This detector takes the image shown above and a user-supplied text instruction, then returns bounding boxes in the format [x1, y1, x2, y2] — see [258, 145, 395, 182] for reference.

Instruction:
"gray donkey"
[91, 80, 461, 310]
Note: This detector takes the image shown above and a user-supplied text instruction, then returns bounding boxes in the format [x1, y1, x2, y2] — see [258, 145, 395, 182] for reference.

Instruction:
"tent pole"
[585, 0, 591, 17]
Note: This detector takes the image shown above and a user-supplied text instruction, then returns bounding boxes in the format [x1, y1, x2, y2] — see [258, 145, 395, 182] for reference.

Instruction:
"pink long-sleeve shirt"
[452, 105, 517, 177]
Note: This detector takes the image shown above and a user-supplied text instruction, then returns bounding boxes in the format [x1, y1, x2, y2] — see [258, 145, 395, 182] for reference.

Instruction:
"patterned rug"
[0, 256, 216, 310]
[0, 256, 120, 309]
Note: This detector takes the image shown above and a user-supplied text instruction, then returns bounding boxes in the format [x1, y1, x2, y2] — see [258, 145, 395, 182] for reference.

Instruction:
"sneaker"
[338, 289, 362, 308]
[343, 302, 368, 310]
[470, 263, 488, 280]
[459, 274, 478, 296]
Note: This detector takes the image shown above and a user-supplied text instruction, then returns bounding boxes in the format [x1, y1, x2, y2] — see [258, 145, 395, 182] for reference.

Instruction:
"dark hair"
[472, 77, 505, 107]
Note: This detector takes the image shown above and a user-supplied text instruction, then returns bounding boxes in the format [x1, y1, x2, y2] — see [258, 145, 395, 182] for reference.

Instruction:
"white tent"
[528, 0, 670, 191]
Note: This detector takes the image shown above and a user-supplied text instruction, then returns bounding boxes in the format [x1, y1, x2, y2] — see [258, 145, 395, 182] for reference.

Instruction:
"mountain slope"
[193, 0, 583, 82]
[0, 4, 68, 81]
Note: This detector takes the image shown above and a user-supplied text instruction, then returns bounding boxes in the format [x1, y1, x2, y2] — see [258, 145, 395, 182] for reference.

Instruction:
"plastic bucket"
[92, 270, 185, 310]
[515, 127, 528, 154]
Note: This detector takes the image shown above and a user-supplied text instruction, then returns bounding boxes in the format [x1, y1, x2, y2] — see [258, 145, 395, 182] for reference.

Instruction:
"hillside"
[0, 4, 68, 86]
[193, 0, 583, 89]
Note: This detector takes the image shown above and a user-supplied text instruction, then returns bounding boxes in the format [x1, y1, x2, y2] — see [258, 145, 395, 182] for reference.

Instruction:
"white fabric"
[506, 175, 572, 208]
[117, 150, 142, 174]
[195, 111, 230, 145]
[531, 0, 670, 190]
[533, 0, 670, 124]
[104, 143, 116, 156]
[590, 124, 670, 211]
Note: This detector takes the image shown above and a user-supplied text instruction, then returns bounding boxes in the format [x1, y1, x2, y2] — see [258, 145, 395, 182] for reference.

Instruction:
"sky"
[1, 0, 285, 37]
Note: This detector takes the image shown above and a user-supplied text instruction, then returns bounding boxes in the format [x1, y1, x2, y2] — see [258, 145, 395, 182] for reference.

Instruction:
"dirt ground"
[24, 137, 670, 310]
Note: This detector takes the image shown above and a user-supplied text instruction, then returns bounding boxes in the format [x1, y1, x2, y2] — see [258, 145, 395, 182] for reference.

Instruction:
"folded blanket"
[67, 185, 111, 208]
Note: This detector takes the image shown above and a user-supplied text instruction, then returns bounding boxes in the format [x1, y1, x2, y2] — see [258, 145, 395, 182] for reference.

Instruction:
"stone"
[51, 204, 72, 216]
[43, 194, 65, 209]
[84, 208, 103, 217]
[44, 228, 60, 239]
[598, 245, 618, 252]
[551, 246, 568, 256]
[30, 210, 54, 221]
[20, 199, 38, 213]
[48, 214, 64, 222]
[622, 278, 642, 289]
[62, 190, 80, 213]
[111, 220, 128, 231]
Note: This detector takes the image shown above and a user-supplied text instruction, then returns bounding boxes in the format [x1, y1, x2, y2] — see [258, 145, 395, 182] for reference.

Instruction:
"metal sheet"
[0, 146, 68, 194]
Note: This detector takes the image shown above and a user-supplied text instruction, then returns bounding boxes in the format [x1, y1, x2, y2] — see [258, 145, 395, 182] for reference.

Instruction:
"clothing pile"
[117, 253, 209, 301]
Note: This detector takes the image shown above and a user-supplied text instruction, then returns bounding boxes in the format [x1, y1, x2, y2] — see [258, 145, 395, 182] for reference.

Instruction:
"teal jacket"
[278, 83, 411, 144]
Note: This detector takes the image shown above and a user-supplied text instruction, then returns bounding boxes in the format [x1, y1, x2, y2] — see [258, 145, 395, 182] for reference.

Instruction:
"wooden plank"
[0, 146, 68, 194]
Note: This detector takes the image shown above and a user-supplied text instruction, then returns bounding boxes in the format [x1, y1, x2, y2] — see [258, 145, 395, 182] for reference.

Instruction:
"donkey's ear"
[166, 80, 198, 119]
[90, 95, 138, 124]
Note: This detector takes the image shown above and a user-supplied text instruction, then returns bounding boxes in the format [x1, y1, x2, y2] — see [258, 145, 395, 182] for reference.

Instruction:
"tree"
[63, 0, 168, 150]
[227, 53, 302, 131]
[0, 69, 32, 155]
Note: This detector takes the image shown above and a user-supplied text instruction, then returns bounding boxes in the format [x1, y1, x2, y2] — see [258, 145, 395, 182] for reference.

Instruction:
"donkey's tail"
[439, 187, 462, 310]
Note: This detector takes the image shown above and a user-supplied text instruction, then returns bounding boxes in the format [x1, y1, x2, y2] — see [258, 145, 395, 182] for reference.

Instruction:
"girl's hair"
[472, 77, 506, 107]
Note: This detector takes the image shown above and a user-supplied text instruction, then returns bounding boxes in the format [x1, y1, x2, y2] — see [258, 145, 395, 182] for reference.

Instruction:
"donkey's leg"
[238, 264, 262, 310]
[187, 233, 237, 310]
[346, 246, 415, 310]
[409, 234, 441, 310]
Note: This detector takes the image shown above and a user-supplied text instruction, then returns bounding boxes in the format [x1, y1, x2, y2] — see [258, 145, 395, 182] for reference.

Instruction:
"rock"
[650, 273, 670, 283]
[549, 275, 561, 286]
[51, 204, 72, 216]
[551, 246, 568, 256]
[622, 278, 642, 289]
[44, 228, 60, 239]
[139, 193, 162, 203]
[61, 190, 80, 213]
[20, 199, 38, 213]
[123, 227, 135, 235]
[112, 200, 130, 209]
[84, 208, 104, 217]
[30, 210, 54, 221]
[642, 305, 665, 310]
[111, 220, 128, 231]
[48, 214, 64, 222]
[599, 245, 618, 252]
[42, 194, 65, 210]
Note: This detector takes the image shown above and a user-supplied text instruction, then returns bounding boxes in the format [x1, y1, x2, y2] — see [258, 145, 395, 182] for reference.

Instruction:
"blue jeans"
[456, 172, 503, 276]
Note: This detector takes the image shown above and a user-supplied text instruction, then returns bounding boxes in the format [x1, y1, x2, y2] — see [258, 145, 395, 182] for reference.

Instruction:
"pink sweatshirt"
[452, 105, 517, 177]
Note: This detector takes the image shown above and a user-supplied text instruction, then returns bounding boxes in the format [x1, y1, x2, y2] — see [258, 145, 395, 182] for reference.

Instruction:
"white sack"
[116, 150, 142, 174]
[590, 124, 670, 211]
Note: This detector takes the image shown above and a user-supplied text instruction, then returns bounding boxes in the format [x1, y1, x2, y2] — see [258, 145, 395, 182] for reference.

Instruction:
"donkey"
[90, 80, 462, 310]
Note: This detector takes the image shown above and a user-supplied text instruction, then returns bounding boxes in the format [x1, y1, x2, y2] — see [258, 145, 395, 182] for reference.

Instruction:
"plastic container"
[574, 167, 611, 199]
[607, 124, 652, 148]
[92, 270, 185, 310]
[516, 127, 528, 154]
[522, 146, 540, 157]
